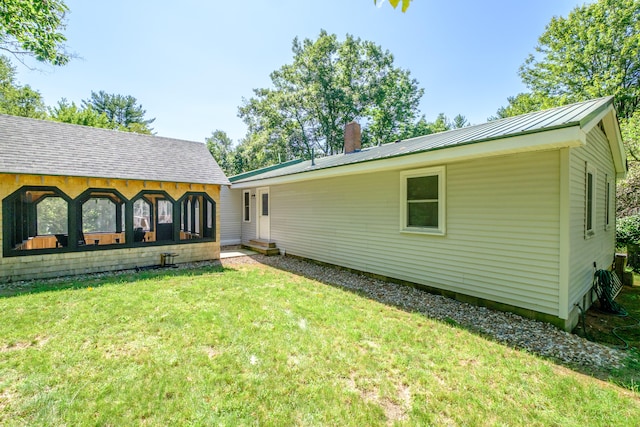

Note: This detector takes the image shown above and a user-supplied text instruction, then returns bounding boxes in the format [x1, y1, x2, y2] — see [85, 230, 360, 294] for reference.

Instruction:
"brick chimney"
[344, 121, 361, 154]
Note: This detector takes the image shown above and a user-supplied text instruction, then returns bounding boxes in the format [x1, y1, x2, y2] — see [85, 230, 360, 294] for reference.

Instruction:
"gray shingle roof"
[231, 96, 614, 184]
[0, 114, 230, 185]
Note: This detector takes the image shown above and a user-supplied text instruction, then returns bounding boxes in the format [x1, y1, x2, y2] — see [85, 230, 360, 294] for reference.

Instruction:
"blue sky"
[15, 0, 580, 144]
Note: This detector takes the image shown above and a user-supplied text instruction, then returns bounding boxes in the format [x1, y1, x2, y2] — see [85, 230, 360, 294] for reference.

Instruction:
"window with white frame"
[243, 190, 251, 222]
[585, 163, 596, 238]
[400, 166, 446, 234]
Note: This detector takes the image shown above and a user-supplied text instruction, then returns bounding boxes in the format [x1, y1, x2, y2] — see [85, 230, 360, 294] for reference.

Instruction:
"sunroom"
[0, 114, 229, 281]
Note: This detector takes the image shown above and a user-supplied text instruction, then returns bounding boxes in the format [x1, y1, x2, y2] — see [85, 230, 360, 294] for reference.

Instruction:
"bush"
[616, 215, 640, 247]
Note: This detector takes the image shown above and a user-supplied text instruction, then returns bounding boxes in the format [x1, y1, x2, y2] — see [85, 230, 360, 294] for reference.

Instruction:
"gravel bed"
[223, 254, 629, 370]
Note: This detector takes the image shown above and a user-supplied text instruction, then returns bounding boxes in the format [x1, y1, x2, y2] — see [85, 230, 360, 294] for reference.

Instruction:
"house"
[221, 97, 626, 331]
[0, 114, 229, 281]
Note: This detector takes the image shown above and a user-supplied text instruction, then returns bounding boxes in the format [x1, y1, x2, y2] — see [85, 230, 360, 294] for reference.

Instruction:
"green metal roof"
[232, 97, 615, 185]
[229, 158, 304, 183]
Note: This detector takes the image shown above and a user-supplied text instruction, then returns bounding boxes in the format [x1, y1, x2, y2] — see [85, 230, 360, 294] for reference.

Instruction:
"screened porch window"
[4, 186, 217, 257]
[2, 187, 70, 251]
[400, 166, 446, 235]
[179, 193, 215, 240]
[80, 190, 125, 246]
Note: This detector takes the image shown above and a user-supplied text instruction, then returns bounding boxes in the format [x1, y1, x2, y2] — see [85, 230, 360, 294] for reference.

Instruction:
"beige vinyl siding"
[220, 186, 242, 245]
[269, 150, 561, 316]
[567, 126, 617, 307]
[240, 189, 257, 243]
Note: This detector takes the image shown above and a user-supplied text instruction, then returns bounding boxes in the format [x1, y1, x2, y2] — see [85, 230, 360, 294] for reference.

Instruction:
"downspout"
[558, 148, 571, 321]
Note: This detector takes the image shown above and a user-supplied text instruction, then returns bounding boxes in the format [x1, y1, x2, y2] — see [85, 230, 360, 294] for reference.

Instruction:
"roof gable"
[0, 114, 230, 185]
[231, 97, 624, 185]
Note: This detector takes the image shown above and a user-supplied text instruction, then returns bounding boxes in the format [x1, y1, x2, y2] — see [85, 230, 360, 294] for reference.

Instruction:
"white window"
[585, 163, 596, 238]
[243, 190, 251, 222]
[400, 166, 446, 235]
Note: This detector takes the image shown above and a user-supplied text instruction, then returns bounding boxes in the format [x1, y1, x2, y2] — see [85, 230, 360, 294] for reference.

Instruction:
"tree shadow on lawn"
[0, 261, 231, 299]
[241, 254, 640, 392]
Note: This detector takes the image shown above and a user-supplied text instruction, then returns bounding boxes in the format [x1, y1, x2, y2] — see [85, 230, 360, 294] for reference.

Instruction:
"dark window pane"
[408, 202, 438, 227]
[407, 176, 438, 200]
[243, 192, 250, 221]
[587, 172, 593, 230]
[262, 193, 269, 216]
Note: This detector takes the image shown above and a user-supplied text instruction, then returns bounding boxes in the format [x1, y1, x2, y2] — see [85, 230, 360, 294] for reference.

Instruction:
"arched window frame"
[2, 186, 72, 256]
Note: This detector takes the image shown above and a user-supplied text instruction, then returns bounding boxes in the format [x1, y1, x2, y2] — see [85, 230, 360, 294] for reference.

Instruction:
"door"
[257, 187, 270, 240]
[156, 199, 174, 241]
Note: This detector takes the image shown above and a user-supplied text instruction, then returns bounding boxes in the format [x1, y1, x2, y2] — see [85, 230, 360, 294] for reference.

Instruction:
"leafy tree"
[82, 91, 155, 134]
[206, 130, 236, 176]
[0, 0, 70, 66]
[451, 114, 469, 129]
[239, 30, 423, 162]
[493, 0, 640, 220]
[622, 111, 640, 161]
[492, 93, 564, 119]
[49, 98, 114, 128]
[374, 0, 412, 12]
[0, 55, 46, 118]
[398, 112, 469, 140]
[517, 0, 640, 120]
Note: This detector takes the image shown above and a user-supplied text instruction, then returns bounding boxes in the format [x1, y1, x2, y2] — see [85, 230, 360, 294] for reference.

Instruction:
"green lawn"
[1, 263, 639, 426]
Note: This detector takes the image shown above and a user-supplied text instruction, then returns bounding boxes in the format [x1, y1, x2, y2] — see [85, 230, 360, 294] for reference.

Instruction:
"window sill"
[400, 227, 446, 236]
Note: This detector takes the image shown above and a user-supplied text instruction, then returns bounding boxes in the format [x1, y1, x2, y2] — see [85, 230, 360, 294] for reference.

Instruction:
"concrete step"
[249, 239, 277, 249]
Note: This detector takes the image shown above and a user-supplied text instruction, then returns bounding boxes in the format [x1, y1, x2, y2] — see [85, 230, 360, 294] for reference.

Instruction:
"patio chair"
[134, 227, 146, 242]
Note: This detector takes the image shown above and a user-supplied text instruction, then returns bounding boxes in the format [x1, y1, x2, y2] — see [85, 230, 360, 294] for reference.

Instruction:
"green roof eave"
[228, 158, 305, 183]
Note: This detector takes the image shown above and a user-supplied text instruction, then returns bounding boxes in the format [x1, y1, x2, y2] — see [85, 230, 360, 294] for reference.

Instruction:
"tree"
[0, 0, 70, 66]
[621, 111, 640, 162]
[492, 92, 565, 119]
[82, 91, 155, 134]
[238, 30, 424, 163]
[517, 0, 640, 120]
[494, 0, 640, 219]
[374, 0, 412, 12]
[205, 130, 236, 176]
[49, 98, 114, 128]
[451, 114, 469, 129]
[0, 55, 46, 118]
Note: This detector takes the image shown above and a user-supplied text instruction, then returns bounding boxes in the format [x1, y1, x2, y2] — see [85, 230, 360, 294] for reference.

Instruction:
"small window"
[585, 164, 596, 238]
[261, 193, 269, 216]
[243, 190, 251, 222]
[400, 166, 446, 234]
[605, 175, 611, 230]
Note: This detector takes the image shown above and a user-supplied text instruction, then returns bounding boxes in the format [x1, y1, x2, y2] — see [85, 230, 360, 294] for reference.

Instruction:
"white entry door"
[257, 187, 270, 240]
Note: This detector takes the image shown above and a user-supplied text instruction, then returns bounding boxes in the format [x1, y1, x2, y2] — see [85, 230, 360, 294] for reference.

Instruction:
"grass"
[576, 272, 640, 390]
[1, 263, 639, 426]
